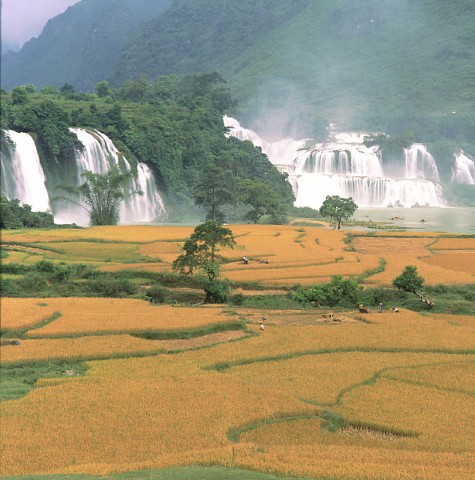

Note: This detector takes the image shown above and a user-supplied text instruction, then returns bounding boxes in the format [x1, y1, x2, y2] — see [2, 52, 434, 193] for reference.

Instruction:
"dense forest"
[0, 75, 295, 220]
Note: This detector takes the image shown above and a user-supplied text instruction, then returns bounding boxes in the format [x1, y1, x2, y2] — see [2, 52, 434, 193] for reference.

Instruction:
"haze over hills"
[2, 0, 475, 136]
[1, 0, 172, 92]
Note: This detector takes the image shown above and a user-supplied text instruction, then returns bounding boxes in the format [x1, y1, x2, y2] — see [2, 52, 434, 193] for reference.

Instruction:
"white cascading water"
[404, 144, 440, 181]
[451, 151, 475, 185]
[1, 128, 165, 225]
[54, 128, 165, 225]
[1, 131, 51, 212]
[224, 116, 446, 208]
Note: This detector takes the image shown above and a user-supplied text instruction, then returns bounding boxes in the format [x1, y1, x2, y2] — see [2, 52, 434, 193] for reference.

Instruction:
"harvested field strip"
[230, 410, 418, 445]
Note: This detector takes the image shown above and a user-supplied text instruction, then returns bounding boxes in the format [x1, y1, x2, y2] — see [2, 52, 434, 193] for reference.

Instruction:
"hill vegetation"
[2, 0, 474, 142]
[0, 75, 294, 220]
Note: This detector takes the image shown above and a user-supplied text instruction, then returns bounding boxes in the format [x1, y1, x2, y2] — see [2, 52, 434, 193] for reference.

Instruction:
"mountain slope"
[2, 0, 474, 136]
[1, 0, 172, 92]
[112, 0, 475, 134]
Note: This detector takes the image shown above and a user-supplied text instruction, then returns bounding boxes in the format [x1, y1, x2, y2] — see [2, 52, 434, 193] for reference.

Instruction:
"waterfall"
[1, 128, 165, 226]
[1, 131, 51, 212]
[451, 151, 475, 185]
[53, 128, 165, 225]
[404, 144, 440, 181]
[224, 117, 446, 208]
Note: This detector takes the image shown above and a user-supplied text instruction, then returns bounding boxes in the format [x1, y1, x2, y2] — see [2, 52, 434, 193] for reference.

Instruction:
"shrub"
[203, 278, 231, 304]
[145, 286, 170, 304]
[84, 277, 137, 297]
[392, 265, 425, 293]
[294, 276, 365, 308]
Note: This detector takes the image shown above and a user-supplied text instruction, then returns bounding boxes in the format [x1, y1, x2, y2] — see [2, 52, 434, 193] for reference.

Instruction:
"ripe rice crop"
[367, 255, 475, 285]
[1, 298, 58, 330]
[432, 237, 475, 250]
[40, 241, 141, 263]
[224, 255, 381, 284]
[1, 312, 473, 478]
[20, 299, 237, 337]
[352, 236, 434, 255]
[421, 252, 475, 275]
[0, 334, 165, 364]
[1, 225, 474, 479]
[385, 361, 474, 393]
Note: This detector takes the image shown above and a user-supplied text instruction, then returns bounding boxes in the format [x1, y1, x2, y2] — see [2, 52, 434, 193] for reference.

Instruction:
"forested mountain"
[2, 0, 474, 139]
[1, 74, 295, 220]
[1, 0, 172, 92]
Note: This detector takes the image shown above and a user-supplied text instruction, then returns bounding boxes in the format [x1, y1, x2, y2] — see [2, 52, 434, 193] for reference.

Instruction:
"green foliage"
[238, 179, 290, 224]
[0, 361, 87, 402]
[83, 277, 137, 297]
[55, 168, 142, 226]
[145, 285, 171, 304]
[0, 197, 55, 229]
[294, 276, 366, 308]
[319, 195, 358, 230]
[320, 410, 349, 433]
[173, 221, 235, 303]
[202, 276, 231, 304]
[392, 265, 425, 294]
[194, 164, 233, 222]
[173, 221, 236, 276]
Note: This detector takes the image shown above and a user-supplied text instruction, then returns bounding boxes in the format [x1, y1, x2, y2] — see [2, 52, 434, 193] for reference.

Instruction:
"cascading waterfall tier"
[224, 116, 446, 208]
[1, 128, 165, 225]
[451, 150, 475, 185]
[1, 131, 51, 212]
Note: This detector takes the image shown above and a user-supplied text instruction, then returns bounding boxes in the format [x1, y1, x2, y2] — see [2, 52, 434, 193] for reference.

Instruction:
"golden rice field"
[1, 302, 474, 479]
[1, 225, 474, 479]
[1, 298, 236, 337]
[4, 225, 473, 286]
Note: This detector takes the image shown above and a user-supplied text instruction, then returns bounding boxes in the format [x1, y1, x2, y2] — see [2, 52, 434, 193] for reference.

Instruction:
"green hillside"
[0, 0, 172, 92]
[2, 0, 474, 140]
[111, 0, 475, 135]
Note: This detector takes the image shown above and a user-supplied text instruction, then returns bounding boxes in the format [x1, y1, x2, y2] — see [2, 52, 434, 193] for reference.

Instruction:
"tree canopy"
[55, 168, 142, 226]
[173, 221, 235, 303]
[393, 265, 425, 294]
[319, 195, 358, 230]
[238, 179, 289, 224]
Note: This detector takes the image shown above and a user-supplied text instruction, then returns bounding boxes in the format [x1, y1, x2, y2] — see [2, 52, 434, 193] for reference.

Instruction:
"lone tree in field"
[56, 168, 142, 226]
[319, 195, 358, 230]
[173, 221, 235, 303]
[392, 265, 425, 294]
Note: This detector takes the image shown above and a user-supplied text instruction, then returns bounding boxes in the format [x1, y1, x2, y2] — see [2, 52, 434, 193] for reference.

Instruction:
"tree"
[319, 195, 358, 230]
[94, 80, 111, 98]
[238, 179, 288, 224]
[0, 197, 54, 229]
[55, 168, 142, 226]
[194, 164, 233, 222]
[392, 265, 425, 294]
[173, 221, 235, 303]
[59, 83, 75, 97]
